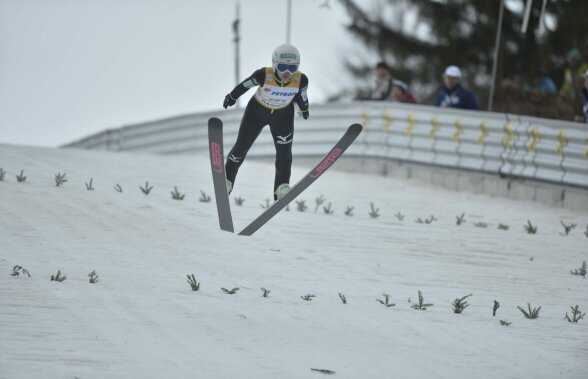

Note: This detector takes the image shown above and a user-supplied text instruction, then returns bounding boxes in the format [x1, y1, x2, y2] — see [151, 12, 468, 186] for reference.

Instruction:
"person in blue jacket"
[434, 65, 480, 110]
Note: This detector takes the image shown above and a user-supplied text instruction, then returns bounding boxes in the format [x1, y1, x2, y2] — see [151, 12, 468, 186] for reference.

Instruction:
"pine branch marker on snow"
[560, 220, 577, 236]
[493, 300, 500, 316]
[311, 368, 336, 375]
[50, 270, 67, 282]
[416, 215, 437, 224]
[411, 290, 433, 310]
[452, 294, 472, 314]
[199, 190, 211, 203]
[314, 195, 326, 212]
[171, 186, 185, 200]
[369, 203, 380, 218]
[85, 178, 94, 191]
[11, 265, 31, 277]
[140, 181, 153, 195]
[88, 270, 99, 283]
[16, 170, 27, 183]
[296, 200, 307, 212]
[221, 287, 239, 294]
[187, 274, 200, 291]
[377, 293, 395, 308]
[517, 303, 541, 319]
[524, 220, 537, 234]
[54, 172, 67, 187]
[301, 294, 315, 301]
[570, 261, 586, 277]
[564, 305, 585, 323]
[323, 202, 334, 214]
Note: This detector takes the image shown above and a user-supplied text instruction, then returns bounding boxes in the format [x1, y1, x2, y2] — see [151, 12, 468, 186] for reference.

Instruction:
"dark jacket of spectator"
[434, 83, 480, 110]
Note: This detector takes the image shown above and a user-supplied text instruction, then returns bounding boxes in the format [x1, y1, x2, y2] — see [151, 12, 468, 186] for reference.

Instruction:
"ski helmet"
[272, 43, 300, 74]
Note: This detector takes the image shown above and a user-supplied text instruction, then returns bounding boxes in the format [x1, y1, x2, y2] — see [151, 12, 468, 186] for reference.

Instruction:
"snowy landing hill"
[0, 143, 587, 379]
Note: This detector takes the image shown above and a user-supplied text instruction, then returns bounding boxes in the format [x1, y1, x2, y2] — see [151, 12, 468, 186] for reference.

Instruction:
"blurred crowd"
[369, 47, 588, 124]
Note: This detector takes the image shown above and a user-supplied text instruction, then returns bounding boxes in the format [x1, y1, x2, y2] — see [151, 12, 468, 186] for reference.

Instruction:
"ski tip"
[350, 123, 364, 133]
[208, 117, 223, 126]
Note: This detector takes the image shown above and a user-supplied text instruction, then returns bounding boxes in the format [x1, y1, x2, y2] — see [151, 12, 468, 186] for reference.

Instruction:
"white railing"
[63, 101, 588, 189]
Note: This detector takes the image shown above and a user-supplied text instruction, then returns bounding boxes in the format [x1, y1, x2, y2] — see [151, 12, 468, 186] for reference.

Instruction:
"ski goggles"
[276, 63, 299, 73]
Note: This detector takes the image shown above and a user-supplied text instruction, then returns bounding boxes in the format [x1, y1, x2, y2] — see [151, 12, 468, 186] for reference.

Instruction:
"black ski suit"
[223, 67, 309, 197]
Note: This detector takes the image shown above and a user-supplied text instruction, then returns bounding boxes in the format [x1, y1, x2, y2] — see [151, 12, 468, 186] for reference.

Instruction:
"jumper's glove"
[299, 109, 309, 120]
[223, 94, 236, 109]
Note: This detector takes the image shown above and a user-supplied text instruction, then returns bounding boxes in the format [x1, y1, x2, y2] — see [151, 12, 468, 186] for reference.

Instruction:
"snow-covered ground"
[1, 143, 587, 379]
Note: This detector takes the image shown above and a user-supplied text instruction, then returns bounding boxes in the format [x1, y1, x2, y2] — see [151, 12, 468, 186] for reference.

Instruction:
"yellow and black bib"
[254, 67, 301, 110]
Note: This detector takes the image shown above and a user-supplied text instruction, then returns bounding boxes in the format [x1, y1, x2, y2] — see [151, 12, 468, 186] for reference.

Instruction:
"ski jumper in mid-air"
[222, 43, 309, 200]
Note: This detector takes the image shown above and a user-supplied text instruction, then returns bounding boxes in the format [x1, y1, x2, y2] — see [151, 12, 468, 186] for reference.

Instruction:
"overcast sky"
[0, 0, 368, 147]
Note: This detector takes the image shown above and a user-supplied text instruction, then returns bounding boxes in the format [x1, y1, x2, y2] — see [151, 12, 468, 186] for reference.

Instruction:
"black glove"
[301, 109, 309, 120]
[223, 94, 236, 109]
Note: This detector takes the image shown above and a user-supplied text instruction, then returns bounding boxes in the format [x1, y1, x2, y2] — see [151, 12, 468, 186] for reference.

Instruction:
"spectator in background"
[434, 65, 480, 110]
[535, 71, 557, 95]
[371, 62, 393, 100]
[575, 69, 588, 123]
[391, 80, 419, 104]
[560, 48, 588, 101]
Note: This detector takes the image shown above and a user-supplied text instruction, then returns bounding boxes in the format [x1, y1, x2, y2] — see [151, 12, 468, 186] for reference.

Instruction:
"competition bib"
[254, 67, 301, 110]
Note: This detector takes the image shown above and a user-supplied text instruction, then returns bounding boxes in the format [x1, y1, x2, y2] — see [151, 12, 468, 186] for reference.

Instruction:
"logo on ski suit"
[276, 133, 292, 145]
[228, 154, 242, 163]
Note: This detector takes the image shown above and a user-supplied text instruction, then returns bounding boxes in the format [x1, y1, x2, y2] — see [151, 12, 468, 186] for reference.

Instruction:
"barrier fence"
[64, 101, 588, 189]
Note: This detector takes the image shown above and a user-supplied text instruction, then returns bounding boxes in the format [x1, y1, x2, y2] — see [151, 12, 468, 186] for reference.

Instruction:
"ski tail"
[238, 123, 362, 236]
[208, 117, 234, 233]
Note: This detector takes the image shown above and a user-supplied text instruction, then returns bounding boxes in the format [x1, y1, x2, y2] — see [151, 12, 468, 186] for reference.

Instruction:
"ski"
[208, 117, 234, 233]
[238, 123, 363, 236]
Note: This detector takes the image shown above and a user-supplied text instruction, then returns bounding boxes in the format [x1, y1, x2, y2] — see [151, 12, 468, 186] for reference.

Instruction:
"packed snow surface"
[0, 143, 586, 379]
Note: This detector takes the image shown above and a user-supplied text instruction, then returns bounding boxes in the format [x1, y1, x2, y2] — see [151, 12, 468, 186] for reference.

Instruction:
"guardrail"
[63, 101, 588, 189]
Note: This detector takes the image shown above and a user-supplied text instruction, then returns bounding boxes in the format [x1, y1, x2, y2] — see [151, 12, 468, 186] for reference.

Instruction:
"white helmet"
[272, 43, 300, 74]
[443, 65, 462, 78]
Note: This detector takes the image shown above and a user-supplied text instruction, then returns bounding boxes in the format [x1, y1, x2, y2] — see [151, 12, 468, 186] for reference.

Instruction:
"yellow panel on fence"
[452, 118, 463, 143]
[429, 116, 440, 140]
[405, 113, 416, 136]
[527, 126, 541, 153]
[382, 110, 393, 133]
[361, 109, 370, 132]
[555, 129, 568, 156]
[502, 122, 515, 148]
[477, 121, 488, 145]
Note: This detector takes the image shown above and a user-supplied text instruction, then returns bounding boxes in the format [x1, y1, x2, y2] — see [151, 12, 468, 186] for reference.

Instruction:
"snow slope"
[0, 143, 587, 379]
